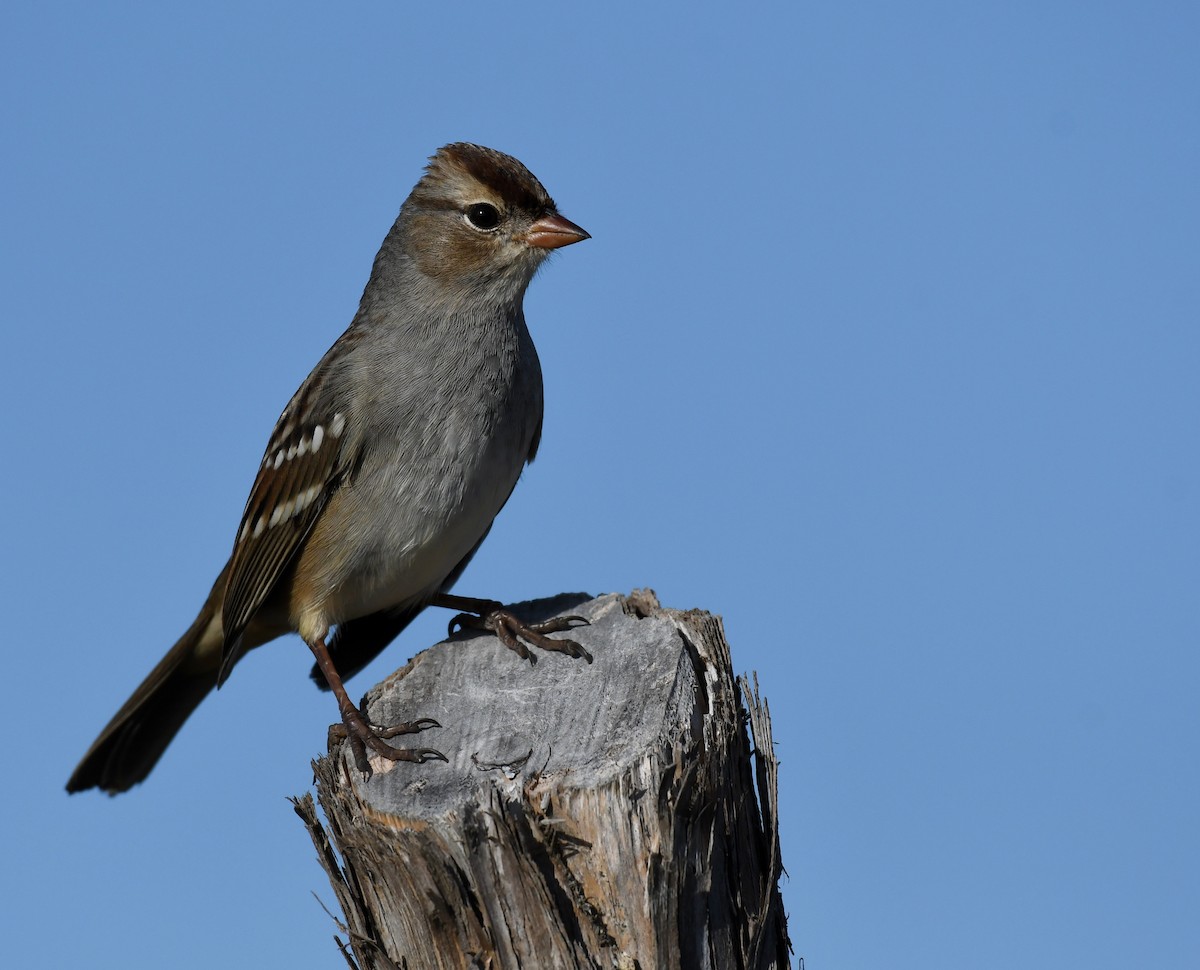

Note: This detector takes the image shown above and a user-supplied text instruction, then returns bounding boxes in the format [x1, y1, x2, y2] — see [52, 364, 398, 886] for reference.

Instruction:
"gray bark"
[294, 590, 791, 969]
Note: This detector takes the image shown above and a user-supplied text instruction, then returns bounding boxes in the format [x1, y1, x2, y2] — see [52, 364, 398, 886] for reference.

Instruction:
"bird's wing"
[218, 333, 363, 684]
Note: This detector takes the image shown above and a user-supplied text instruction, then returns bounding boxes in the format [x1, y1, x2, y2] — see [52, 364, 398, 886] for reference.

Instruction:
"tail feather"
[67, 581, 225, 795]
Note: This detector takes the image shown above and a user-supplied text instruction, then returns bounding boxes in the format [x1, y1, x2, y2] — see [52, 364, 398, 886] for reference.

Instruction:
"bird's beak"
[525, 213, 591, 249]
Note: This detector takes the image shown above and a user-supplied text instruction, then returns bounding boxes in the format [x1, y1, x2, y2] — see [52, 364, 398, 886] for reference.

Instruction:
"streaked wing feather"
[222, 424, 345, 649]
[219, 335, 361, 674]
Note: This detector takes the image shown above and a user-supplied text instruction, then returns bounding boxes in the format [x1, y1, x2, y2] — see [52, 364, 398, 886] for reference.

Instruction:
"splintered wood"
[294, 590, 791, 969]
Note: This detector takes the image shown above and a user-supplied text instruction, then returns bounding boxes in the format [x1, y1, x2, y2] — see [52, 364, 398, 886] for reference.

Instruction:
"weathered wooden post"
[294, 590, 791, 969]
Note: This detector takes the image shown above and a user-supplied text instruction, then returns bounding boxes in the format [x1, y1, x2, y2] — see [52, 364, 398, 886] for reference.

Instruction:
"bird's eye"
[465, 202, 501, 231]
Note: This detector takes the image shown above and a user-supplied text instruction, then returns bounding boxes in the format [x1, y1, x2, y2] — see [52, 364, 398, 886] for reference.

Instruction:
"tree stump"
[294, 590, 791, 969]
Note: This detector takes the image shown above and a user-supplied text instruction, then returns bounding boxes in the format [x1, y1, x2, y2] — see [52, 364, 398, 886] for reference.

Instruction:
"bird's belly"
[303, 440, 526, 625]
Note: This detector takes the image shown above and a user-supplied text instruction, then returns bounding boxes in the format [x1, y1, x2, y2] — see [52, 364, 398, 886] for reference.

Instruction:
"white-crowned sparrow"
[67, 143, 591, 794]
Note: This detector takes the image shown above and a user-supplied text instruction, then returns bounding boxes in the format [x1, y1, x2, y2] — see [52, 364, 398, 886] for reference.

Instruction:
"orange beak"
[525, 213, 591, 249]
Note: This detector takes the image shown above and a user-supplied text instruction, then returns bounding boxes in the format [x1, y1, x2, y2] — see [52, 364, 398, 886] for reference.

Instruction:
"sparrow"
[67, 143, 591, 794]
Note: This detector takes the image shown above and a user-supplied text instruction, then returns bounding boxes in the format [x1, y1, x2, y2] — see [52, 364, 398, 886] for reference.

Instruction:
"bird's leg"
[306, 633, 446, 769]
[430, 593, 593, 664]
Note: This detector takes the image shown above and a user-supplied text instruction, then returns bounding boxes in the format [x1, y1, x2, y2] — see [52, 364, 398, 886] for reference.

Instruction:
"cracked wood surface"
[294, 590, 791, 969]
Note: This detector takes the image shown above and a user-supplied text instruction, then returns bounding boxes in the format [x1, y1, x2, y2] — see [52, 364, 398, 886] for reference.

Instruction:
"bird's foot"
[329, 710, 447, 779]
[433, 593, 593, 664]
[308, 630, 446, 778]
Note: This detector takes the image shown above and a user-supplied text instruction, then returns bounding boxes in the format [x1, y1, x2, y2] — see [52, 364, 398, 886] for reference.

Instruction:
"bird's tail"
[66, 570, 228, 795]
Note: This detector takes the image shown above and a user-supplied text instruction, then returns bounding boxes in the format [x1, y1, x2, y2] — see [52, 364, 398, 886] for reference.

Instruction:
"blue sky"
[4, 3, 1198, 967]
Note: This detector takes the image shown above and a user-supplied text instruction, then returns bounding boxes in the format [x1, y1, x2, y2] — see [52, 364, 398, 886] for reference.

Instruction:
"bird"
[67, 142, 591, 795]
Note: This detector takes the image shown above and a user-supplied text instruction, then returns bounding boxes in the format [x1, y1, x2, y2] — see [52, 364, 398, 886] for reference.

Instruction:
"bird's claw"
[374, 717, 441, 739]
[446, 611, 478, 637]
[405, 748, 449, 764]
[475, 608, 594, 664]
[330, 712, 446, 779]
[529, 614, 590, 634]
